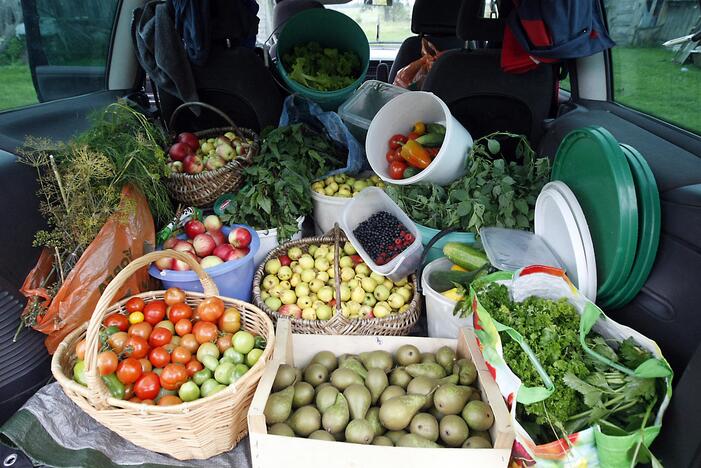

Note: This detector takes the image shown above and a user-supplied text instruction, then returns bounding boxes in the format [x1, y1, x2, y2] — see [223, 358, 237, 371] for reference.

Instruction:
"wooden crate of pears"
[247, 320, 514, 467]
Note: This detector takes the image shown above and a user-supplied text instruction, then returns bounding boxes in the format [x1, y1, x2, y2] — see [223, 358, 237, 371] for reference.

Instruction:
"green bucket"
[275, 9, 370, 110]
[417, 223, 477, 263]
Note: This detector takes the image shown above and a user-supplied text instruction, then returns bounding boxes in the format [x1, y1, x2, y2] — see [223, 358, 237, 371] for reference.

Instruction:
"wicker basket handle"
[169, 101, 242, 137]
[83, 250, 219, 409]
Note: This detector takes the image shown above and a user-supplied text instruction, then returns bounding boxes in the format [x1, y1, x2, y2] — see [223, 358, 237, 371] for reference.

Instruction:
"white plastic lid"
[480, 227, 564, 272]
[338, 80, 407, 130]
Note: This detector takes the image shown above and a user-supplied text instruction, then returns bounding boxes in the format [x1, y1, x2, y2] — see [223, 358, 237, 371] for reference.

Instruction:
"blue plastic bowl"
[416, 223, 476, 263]
[148, 225, 260, 302]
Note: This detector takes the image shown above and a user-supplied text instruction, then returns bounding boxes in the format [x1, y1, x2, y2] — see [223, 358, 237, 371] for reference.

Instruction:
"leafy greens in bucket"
[386, 132, 550, 234]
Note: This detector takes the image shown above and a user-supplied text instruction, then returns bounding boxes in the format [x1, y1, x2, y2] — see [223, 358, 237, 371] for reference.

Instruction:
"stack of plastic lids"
[551, 126, 661, 309]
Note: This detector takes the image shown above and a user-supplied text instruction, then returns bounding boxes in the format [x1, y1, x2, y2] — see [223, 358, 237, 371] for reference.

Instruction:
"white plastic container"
[311, 191, 348, 236]
[422, 257, 472, 338]
[340, 187, 423, 281]
[254, 216, 305, 266]
[366, 91, 473, 186]
[338, 80, 407, 143]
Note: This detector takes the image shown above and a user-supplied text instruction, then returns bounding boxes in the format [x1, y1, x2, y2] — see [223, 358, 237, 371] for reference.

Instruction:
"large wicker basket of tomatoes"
[51, 250, 275, 460]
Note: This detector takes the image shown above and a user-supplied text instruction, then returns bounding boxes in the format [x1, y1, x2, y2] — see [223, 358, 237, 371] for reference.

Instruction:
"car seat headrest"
[273, 0, 324, 32]
[456, 0, 506, 42]
[411, 0, 462, 36]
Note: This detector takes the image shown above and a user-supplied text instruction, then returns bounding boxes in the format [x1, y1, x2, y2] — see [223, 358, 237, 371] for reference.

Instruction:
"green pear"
[463, 436, 492, 448]
[344, 384, 371, 420]
[379, 385, 405, 404]
[395, 344, 421, 366]
[315, 385, 340, 413]
[344, 419, 374, 445]
[439, 415, 469, 447]
[289, 405, 321, 437]
[339, 356, 368, 379]
[379, 394, 430, 431]
[264, 385, 294, 424]
[330, 368, 364, 390]
[268, 422, 294, 437]
[455, 359, 477, 386]
[272, 364, 297, 391]
[409, 412, 439, 442]
[384, 430, 407, 445]
[322, 393, 349, 433]
[365, 368, 389, 405]
[358, 350, 393, 372]
[406, 362, 446, 379]
[292, 381, 315, 408]
[311, 350, 338, 372]
[397, 433, 441, 448]
[372, 435, 394, 446]
[435, 346, 456, 372]
[365, 407, 385, 436]
[303, 363, 328, 387]
[462, 400, 494, 431]
[433, 384, 473, 415]
[308, 429, 336, 441]
[389, 367, 412, 389]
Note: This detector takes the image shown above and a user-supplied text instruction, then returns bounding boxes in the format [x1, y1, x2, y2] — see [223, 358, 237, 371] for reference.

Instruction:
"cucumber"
[415, 132, 444, 147]
[429, 268, 486, 292]
[427, 123, 446, 136]
[442, 242, 489, 271]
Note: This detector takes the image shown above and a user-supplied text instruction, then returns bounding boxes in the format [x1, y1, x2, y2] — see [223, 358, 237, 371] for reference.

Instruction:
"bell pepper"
[388, 134, 408, 150]
[413, 121, 426, 136]
[400, 139, 431, 169]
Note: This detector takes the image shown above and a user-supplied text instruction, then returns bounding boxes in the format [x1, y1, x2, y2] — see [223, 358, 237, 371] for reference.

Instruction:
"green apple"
[262, 274, 279, 290]
[361, 277, 378, 293]
[314, 246, 329, 259]
[339, 256, 353, 268]
[359, 305, 373, 317]
[260, 291, 270, 300]
[327, 268, 335, 280]
[383, 279, 394, 291]
[351, 286, 365, 303]
[394, 277, 409, 286]
[318, 286, 334, 303]
[397, 286, 413, 302]
[309, 279, 324, 293]
[277, 266, 293, 281]
[355, 263, 371, 276]
[287, 246, 303, 260]
[343, 242, 357, 256]
[264, 296, 282, 311]
[373, 284, 390, 301]
[301, 269, 316, 283]
[373, 302, 391, 318]
[307, 245, 318, 257]
[295, 283, 310, 298]
[340, 267, 355, 282]
[388, 293, 406, 309]
[264, 258, 281, 275]
[279, 280, 291, 291]
[314, 257, 330, 272]
[347, 301, 362, 315]
[339, 284, 351, 302]
[297, 295, 313, 309]
[363, 293, 377, 307]
[298, 255, 315, 270]
[289, 273, 301, 288]
[280, 290, 297, 305]
[326, 251, 335, 263]
[348, 278, 360, 290]
[302, 308, 317, 320]
[293, 264, 304, 274]
[269, 286, 283, 298]
[370, 272, 385, 284]
[316, 271, 330, 283]
[316, 304, 333, 320]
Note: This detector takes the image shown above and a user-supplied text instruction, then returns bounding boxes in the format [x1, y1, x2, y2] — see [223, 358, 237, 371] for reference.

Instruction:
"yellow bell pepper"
[441, 288, 464, 302]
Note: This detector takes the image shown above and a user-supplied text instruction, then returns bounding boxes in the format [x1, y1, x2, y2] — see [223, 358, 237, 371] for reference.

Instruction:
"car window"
[604, 0, 701, 134]
[327, 0, 413, 46]
[0, 0, 118, 112]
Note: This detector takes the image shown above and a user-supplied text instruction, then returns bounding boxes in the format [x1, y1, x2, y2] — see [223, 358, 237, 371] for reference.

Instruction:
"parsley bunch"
[283, 42, 361, 92]
[386, 132, 550, 234]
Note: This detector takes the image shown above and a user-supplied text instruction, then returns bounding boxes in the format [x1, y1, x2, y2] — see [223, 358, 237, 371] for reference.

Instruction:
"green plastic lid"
[551, 127, 638, 299]
[600, 144, 661, 309]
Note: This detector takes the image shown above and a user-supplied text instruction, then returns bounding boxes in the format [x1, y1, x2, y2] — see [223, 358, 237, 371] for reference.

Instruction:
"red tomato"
[193, 321, 218, 344]
[75, 339, 86, 361]
[218, 308, 241, 333]
[388, 133, 408, 150]
[171, 346, 192, 365]
[125, 336, 149, 359]
[216, 333, 233, 353]
[197, 297, 225, 323]
[185, 359, 203, 376]
[97, 350, 118, 376]
[134, 372, 160, 400]
[129, 396, 142, 403]
[108, 331, 129, 353]
[385, 147, 403, 164]
[149, 346, 171, 368]
[124, 384, 134, 400]
[125, 297, 145, 314]
[143, 300, 167, 325]
[407, 131, 420, 140]
[164, 287, 186, 306]
[128, 321, 153, 340]
[139, 358, 152, 374]
[388, 160, 408, 180]
[168, 303, 193, 323]
[103, 313, 129, 332]
[158, 395, 183, 406]
[180, 333, 199, 353]
[116, 357, 143, 384]
[160, 363, 189, 391]
[427, 147, 440, 158]
[174, 318, 192, 337]
[148, 327, 173, 347]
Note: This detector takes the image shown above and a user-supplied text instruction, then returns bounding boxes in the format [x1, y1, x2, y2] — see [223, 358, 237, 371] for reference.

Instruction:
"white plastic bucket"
[422, 257, 472, 338]
[340, 187, 423, 281]
[254, 216, 305, 266]
[311, 191, 349, 236]
[366, 91, 473, 186]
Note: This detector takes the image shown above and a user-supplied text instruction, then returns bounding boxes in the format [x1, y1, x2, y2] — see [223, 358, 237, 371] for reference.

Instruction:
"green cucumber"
[415, 133, 444, 147]
[426, 123, 446, 136]
[403, 166, 420, 178]
[429, 267, 487, 292]
[443, 243, 489, 271]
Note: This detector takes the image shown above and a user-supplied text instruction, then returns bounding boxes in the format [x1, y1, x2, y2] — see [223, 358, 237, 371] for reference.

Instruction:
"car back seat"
[388, 0, 464, 84]
[422, 0, 557, 144]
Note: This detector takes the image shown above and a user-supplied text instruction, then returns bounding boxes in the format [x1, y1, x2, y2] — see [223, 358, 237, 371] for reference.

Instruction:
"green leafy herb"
[283, 42, 361, 91]
[220, 124, 344, 240]
[386, 132, 550, 233]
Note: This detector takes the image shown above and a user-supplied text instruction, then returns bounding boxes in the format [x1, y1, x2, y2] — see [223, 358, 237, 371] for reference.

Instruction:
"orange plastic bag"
[393, 38, 446, 90]
[20, 185, 156, 353]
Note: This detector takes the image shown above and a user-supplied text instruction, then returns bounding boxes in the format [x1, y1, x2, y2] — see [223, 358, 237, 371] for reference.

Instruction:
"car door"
[539, 1, 701, 465]
[0, 0, 143, 424]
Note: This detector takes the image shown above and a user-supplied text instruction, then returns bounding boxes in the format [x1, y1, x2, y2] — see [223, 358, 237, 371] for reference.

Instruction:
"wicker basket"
[252, 226, 421, 335]
[165, 102, 260, 207]
[51, 250, 275, 460]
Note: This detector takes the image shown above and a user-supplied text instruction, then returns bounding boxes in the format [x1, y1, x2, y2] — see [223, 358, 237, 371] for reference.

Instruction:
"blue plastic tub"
[148, 225, 260, 302]
[417, 223, 476, 263]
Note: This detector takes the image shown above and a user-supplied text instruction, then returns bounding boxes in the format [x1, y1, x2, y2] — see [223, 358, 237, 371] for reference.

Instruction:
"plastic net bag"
[393, 38, 445, 90]
[20, 186, 156, 353]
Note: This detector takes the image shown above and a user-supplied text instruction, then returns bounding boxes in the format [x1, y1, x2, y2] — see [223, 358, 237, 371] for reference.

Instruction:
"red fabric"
[520, 18, 552, 47]
[501, 24, 558, 73]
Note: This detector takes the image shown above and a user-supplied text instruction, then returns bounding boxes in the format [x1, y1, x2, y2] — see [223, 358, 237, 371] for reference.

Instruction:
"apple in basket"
[184, 219, 206, 239]
[173, 240, 195, 255]
[183, 154, 204, 174]
[216, 142, 235, 161]
[154, 256, 174, 271]
[278, 304, 302, 319]
[172, 253, 196, 271]
[226, 247, 249, 261]
[278, 254, 291, 267]
[209, 229, 226, 247]
[168, 142, 192, 162]
[178, 132, 200, 152]
[213, 244, 235, 261]
[229, 227, 252, 248]
[200, 255, 224, 269]
[163, 236, 178, 250]
[193, 233, 216, 257]
[204, 215, 223, 232]
[205, 154, 226, 171]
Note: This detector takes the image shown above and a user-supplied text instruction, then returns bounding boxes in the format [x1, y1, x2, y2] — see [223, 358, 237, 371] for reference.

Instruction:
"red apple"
[163, 236, 178, 249]
[193, 233, 216, 257]
[154, 256, 174, 271]
[279, 304, 302, 319]
[172, 257, 191, 271]
[200, 255, 224, 269]
[169, 142, 192, 162]
[184, 220, 206, 239]
[278, 255, 291, 266]
[204, 215, 223, 232]
[209, 229, 226, 246]
[183, 154, 204, 174]
[351, 255, 363, 266]
[213, 244, 235, 261]
[225, 247, 249, 261]
[229, 227, 252, 248]
[178, 132, 200, 151]
[173, 240, 195, 254]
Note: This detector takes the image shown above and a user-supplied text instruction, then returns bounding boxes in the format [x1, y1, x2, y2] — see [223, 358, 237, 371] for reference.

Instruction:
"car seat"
[422, 0, 557, 144]
[388, 0, 464, 84]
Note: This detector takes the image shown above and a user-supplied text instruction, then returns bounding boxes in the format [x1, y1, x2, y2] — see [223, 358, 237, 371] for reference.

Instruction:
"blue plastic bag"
[279, 95, 368, 176]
